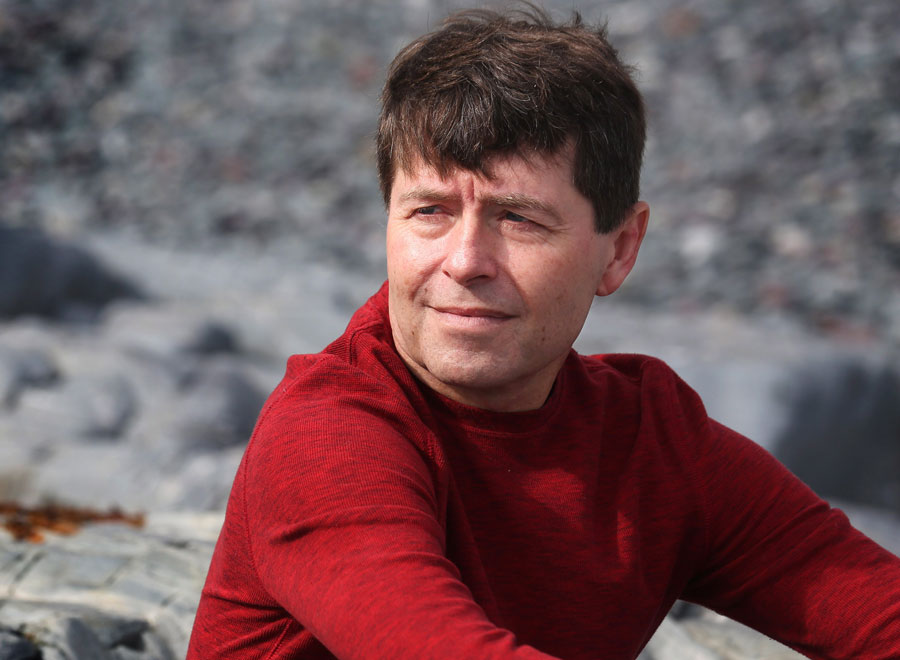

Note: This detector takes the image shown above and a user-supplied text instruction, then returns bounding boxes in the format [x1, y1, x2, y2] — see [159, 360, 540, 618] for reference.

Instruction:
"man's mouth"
[430, 306, 515, 329]
[433, 306, 513, 319]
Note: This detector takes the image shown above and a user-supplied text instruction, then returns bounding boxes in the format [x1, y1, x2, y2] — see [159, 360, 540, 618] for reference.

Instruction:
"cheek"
[385, 225, 403, 272]
[388, 230, 432, 275]
[528, 249, 600, 323]
[386, 233, 418, 289]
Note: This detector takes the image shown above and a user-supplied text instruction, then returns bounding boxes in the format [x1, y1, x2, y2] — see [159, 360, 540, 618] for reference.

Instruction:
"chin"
[425, 357, 513, 391]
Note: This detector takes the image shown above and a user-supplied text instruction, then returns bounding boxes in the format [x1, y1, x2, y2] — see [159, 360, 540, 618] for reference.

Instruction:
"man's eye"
[503, 211, 530, 223]
[415, 206, 439, 216]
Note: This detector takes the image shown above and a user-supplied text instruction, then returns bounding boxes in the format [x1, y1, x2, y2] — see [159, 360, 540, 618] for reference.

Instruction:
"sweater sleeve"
[240, 363, 556, 660]
[682, 417, 900, 659]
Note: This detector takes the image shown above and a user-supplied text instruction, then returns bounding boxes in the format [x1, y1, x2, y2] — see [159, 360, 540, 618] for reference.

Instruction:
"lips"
[432, 306, 513, 319]
[428, 305, 516, 331]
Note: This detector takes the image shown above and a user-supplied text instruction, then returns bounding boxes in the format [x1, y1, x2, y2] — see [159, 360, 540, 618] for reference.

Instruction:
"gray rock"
[66, 612, 147, 649]
[150, 447, 243, 511]
[0, 512, 221, 659]
[773, 357, 900, 511]
[4, 0, 900, 343]
[0, 346, 60, 408]
[0, 225, 143, 322]
[14, 373, 137, 441]
[24, 444, 170, 512]
[0, 630, 42, 660]
[642, 616, 723, 660]
[180, 320, 242, 356]
[44, 617, 112, 660]
[681, 611, 805, 660]
[172, 359, 265, 451]
[832, 499, 900, 557]
[0, 603, 174, 660]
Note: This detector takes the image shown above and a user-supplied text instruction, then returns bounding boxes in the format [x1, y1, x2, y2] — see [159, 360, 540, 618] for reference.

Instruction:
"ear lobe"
[595, 201, 650, 297]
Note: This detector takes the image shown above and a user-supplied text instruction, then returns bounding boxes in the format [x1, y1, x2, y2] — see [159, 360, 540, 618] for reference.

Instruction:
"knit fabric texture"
[188, 282, 900, 659]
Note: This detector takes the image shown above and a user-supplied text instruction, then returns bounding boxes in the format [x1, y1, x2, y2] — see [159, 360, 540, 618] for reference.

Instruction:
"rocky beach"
[2, 0, 899, 657]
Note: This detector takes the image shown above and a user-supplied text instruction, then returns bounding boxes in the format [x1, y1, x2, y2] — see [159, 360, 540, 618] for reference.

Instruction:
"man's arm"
[683, 419, 900, 659]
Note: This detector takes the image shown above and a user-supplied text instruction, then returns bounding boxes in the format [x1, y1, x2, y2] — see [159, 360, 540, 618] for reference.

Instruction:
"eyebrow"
[397, 187, 458, 205]
[397, 187, 561, 221]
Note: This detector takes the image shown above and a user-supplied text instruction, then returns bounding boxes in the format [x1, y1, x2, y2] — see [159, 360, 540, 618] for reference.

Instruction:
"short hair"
[376, 5, 646, 233]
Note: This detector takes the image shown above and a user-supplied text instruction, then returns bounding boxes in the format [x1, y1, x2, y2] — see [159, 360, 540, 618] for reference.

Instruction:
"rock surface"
[0, 513, 221, 660]
[0, 226, 142, 322]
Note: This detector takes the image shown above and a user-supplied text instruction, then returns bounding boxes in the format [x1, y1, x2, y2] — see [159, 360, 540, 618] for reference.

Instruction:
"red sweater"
[188, 283, 900, 659]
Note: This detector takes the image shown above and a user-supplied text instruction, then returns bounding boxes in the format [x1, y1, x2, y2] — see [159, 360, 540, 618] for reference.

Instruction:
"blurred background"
[1, 0, 899, 522]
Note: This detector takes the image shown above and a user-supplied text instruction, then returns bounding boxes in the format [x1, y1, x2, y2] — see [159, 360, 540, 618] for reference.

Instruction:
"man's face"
[386, 148, 645, 412]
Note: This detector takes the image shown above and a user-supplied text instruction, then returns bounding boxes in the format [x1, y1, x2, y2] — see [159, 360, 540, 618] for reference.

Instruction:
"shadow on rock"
[173, 360, 267, 452]
[0, 224, 144, 322]
[774, 358, 900, 512]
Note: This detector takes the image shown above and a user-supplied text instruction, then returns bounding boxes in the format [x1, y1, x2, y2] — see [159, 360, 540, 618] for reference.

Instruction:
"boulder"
[0, 225, 142, 322]
[0, 512, 222, 659]
[14, 373, 137, 441]
[171, 359, 266, 452]
[0, 629, 42, 660]
[0, 345, 60, 408]
[773, 357, 900, 511]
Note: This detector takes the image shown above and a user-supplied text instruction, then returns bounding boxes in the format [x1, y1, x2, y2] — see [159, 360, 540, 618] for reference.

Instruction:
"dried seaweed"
[0, 500, 144, 543]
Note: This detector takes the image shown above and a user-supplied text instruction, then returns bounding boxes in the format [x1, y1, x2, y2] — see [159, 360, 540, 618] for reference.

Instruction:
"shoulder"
[240, 351, 441, 518]
[255, 280, 415, 439]
[574, 352, 719, 464]
[242, 280, 442, 487]
[252, 351, 424, 457]
[577, 352, 704, 413]
[580, 351, 685, 381]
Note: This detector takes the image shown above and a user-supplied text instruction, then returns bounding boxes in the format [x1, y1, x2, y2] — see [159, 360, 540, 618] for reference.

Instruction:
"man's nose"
[441, 215, 499, 285]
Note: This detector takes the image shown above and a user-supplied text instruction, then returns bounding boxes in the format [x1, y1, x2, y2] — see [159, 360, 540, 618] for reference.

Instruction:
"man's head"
[377, 6, 646, 234]
[382, 6, 650, 412]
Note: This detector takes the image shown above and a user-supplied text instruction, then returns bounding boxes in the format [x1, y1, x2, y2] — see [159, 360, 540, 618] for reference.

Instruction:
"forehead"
[390, 147, 577, 202]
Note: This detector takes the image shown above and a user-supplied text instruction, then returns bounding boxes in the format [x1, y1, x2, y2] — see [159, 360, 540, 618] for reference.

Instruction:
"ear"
[595, 201, 650, 297]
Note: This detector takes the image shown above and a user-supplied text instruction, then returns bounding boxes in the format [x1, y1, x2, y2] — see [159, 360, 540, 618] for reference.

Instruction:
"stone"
[773, 356, 900, 511]
[180, 320, 242, 356]
[150, 447, 243, 511]
[0, 513, 221, 659]
[0, 346, 60, 408]
[0, 225, 143, 322]
[0, 630, 42, 660]
[75, 615, 147, 649]
[642, 616, 723, 659]
[43, 618, 112, 660]
[682, 611, 805, 659]
[831, 499, 900, 557]
[13, 549, 128, 596]
[172, 359, 266, 451]
[25, 444, 170, 512]
[0, 602, 175, 660]
[14, 373, 138, 441]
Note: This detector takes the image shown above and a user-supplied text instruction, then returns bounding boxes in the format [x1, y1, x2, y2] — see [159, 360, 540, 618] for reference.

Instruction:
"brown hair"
[376, 5, 646, 233]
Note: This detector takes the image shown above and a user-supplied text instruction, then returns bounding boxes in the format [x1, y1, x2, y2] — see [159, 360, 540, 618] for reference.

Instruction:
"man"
[188, 7, 900, 659]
